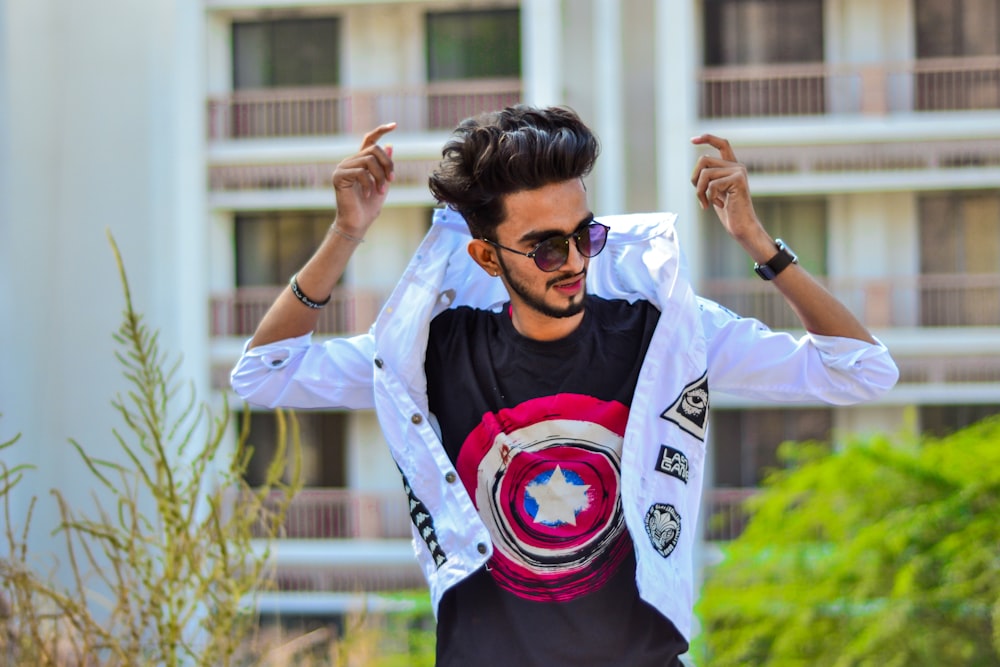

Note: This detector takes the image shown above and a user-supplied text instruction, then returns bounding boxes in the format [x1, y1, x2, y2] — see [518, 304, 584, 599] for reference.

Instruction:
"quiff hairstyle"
[427, 105, 600, 239]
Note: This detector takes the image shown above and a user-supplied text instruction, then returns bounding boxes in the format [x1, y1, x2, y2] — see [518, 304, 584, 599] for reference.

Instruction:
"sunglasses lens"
[580, 223, 608, 258]
[533, 238, 570, 272]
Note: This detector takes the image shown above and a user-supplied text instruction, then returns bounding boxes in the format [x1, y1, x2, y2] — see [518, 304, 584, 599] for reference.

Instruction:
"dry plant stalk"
[0, 232, 304, 666]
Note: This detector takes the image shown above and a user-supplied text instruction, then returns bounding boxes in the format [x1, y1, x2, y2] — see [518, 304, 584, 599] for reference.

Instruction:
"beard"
[498, 254, 587, 319]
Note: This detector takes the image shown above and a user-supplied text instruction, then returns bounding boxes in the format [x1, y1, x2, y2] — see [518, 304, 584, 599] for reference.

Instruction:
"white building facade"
[3, 0, 999, 619]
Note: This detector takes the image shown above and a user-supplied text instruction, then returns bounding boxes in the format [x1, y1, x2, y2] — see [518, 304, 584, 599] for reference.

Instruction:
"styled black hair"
[428, 105, 600, 238]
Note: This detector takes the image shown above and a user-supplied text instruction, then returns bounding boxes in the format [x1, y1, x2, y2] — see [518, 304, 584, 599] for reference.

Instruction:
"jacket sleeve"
[230, 332, 377, 410]
[699, 297, 899, 405]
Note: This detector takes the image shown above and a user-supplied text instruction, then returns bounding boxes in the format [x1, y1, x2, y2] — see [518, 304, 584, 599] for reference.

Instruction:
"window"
[242, 411, 347, 488]
[920, 404, 1000, 438]
[227, 211, 383, 338]
[915, 0, 1000, 110]
[235, 212, 334, 287]
[916, 0, 1000, 58]
[705, 198, 827, 279]
[424, 9, 522, 130]
[702, 197, 827, 328]
[701, 0, 825, 116]
[711, 407, 833, 488]
[426, 9, 520, 81]
[233, 18, 340, 89]
[919, 191, 1000, 325]
[703, 0, 823, 66]
[229, 18, 342, 137]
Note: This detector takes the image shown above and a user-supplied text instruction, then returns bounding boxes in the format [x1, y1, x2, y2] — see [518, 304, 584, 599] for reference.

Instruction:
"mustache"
[546, 268, 587, 289]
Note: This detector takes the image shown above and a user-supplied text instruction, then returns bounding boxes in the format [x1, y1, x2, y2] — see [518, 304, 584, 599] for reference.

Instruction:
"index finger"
[691, 133, 738, 162]
[361, 122, 398, 150]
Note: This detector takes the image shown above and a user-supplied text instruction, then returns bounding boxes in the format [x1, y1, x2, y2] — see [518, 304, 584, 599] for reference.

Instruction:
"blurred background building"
[3, 0, 1000, 634]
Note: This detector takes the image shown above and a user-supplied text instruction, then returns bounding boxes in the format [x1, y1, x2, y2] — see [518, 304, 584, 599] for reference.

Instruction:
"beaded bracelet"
[289, 273, 331, 309]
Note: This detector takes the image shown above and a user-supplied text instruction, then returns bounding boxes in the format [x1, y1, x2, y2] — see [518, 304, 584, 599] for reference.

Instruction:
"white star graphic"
[525, 465, 591, 526]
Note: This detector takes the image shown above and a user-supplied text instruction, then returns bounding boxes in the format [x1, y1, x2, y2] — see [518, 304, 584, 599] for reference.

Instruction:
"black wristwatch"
[753, 239, 798, 280]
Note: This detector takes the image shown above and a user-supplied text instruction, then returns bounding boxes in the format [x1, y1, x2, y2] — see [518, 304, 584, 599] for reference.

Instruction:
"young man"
[232, 106, 898, 665]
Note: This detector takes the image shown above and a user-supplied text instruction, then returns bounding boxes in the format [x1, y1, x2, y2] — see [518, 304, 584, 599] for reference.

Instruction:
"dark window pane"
[919, 191, 1000, 274]
[916, 0, 1000, 58]
[920, 404, 1000, 438]
[426, 9, 520, 81]
[918, 191, 1000, 325]
[704, 0, 823, 66]
[233, 23, 271, 89]
[235, 212, 333, 286]
[233, 17, 340, 89]
[704, 197, 827, 279]
[712, 408, 832, 487]
[242, 411, 347, 487]
[235, 215, 277, 286]
[919, 194, 958, 274]
[965, 0, 1000, 55]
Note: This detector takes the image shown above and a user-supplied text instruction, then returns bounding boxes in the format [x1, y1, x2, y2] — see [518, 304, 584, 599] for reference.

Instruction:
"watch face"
[776, 240, 798, 263]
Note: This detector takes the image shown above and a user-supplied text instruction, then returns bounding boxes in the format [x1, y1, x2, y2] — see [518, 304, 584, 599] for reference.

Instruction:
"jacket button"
[477, 542, 488, 555]
[374, 358, 383, 369]
[411, 413, 423, 425]
[445, 472, 457, 484]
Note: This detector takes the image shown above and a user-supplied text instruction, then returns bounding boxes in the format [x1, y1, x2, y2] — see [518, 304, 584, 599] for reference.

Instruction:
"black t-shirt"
[425, 295, 688, 667]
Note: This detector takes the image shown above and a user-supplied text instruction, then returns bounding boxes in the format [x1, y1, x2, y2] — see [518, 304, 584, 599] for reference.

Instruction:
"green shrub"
[696, 418, 1000, 666]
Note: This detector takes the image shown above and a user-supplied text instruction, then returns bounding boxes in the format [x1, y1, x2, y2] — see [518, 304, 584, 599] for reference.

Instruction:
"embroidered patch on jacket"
[660, 372, 709, 441]
[401, 473, 447, 568]
[654, 445, 690, 483]
[644, 503, 681, 558]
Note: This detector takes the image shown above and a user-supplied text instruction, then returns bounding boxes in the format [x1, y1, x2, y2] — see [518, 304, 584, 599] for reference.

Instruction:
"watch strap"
[753, 239, 798, 281]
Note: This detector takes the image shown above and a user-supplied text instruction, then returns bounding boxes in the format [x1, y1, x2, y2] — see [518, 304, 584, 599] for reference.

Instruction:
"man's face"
[492, 179, 593, 324]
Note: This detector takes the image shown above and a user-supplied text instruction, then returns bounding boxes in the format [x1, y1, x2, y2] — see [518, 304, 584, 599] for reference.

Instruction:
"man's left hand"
[690, 134, 764, 245]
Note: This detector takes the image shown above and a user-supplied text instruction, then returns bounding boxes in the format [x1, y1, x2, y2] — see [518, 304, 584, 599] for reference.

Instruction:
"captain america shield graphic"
[455, 394, 631, 602]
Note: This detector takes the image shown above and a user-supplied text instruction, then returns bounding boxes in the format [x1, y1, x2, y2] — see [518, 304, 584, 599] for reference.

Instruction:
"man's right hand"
[332, 122, 397, 238]
[246, 122, 398, 349]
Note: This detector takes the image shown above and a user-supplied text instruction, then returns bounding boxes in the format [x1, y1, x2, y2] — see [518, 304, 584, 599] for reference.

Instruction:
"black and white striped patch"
[401, 473, 447, 568]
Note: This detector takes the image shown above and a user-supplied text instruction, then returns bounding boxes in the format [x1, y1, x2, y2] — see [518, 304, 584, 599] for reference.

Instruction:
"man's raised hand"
[690, 134, 762, 243]
[332, 122, 397, 238]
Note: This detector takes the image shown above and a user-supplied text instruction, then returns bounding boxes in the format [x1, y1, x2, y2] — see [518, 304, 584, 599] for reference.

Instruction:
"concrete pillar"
[655, 0, 703, 283]
[522, 0, 562, 107]
[592, 0, 625, 214]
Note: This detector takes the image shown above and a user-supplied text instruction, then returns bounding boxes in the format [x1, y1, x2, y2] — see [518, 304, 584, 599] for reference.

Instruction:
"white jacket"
[231, 208, 899, 642]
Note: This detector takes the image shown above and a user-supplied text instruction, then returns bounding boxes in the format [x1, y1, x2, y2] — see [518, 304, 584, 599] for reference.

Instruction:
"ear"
[467, 239, 502, 277]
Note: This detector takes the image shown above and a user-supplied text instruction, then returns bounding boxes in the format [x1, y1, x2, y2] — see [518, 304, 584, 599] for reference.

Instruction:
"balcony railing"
[207, 78, 522, 140]
[913, 56, 1000, 111]
[896, 355, 1000, 385]
[701, 62, 829, 117]
[735, 138, 1000, 178]
[700, 273, 1000, 330]
[208, 157, 439, 193]
[704, 487, 757, 542]
[272, 565, 425, 595]
[206, 139, 1000, 195]
[248, 486, 758, 544]
[700, 56, 1000, 118]
[210, 286, 386, 338]
[238, 486, 755, 595]
[253, 488, 412, 541]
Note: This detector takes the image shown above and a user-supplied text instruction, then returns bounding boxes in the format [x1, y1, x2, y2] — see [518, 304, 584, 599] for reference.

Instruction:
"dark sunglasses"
[483, 221, 611, 272]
